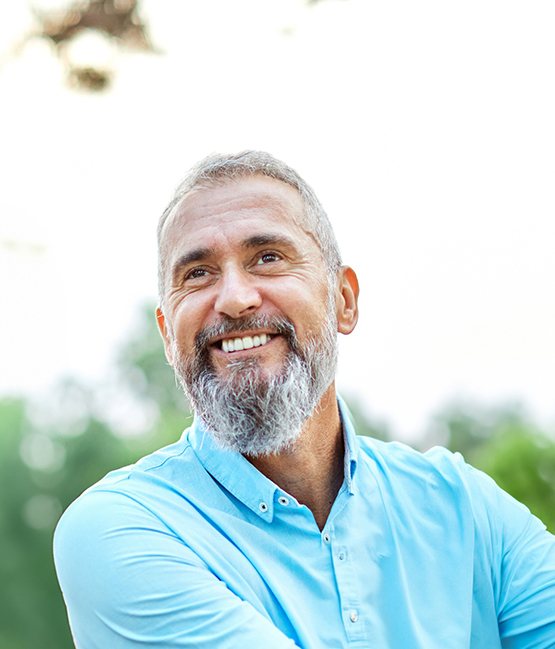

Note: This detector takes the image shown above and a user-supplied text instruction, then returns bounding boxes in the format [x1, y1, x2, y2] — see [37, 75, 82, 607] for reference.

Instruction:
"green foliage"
[476, 429, 555, 532]
[0, 397, 73, 648]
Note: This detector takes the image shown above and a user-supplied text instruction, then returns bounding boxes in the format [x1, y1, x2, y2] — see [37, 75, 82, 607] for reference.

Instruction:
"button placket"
[332, 542, 365, 642]
[321, 528, 365, 640]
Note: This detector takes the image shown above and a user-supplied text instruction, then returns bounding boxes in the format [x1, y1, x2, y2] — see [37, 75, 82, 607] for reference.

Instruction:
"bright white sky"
[1, 0, 554, 441]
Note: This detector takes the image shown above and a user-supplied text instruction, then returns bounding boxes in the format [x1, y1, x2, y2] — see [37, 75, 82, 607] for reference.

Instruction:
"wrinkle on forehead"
[161, 178, 317, 256]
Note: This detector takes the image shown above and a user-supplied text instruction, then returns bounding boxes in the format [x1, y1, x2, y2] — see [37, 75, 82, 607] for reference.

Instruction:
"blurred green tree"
[476, 426, 555, 532]
[0, 397, 74, 648]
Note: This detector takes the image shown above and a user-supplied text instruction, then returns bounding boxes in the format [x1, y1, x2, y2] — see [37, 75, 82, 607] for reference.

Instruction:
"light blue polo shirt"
[54, 400, 555, 648]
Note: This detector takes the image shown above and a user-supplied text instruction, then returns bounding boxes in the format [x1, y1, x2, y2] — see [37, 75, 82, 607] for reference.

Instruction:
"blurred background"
[1, 1, 554, 646]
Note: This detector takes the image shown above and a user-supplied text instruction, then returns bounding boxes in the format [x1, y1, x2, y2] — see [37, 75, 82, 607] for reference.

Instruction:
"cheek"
[168, 318, 200, 359]
[271, 282, 330, 329]
[172, 293, 213, 337]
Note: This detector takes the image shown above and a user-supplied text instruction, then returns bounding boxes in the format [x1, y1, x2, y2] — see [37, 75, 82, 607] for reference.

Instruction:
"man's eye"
[185, 267, 208, 281]
[256, 252, 281, 265]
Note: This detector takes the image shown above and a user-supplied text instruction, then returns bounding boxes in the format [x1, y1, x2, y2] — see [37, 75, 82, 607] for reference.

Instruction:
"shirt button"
[349, 610, 359, 623]
[323, 532, 331, 544]
[259, 502, 268, 512]
[338, 551, 346, 561]
[278, 496, 289, 506]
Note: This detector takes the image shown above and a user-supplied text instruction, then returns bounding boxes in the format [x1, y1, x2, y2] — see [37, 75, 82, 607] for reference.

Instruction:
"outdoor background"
[1, 1, 554, 647]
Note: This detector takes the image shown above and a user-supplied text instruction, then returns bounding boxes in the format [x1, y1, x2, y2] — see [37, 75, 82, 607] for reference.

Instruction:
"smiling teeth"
[222, 334, 271, 353]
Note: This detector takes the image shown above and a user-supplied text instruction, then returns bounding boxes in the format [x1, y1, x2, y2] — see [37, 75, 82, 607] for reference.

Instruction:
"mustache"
[195, 314, 298, 354]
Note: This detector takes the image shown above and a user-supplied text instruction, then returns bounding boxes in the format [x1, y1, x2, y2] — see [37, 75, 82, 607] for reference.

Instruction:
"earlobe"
[336, 266, 359, 335]
[155, 307, 174, 365]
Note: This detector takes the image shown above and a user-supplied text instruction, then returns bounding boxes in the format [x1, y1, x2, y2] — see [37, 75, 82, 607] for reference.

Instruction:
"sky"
[1, 0, 554, 442]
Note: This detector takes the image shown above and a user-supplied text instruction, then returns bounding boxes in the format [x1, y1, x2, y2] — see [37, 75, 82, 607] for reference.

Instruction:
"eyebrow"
[170, 234, 298, 282]
[171, 246, 215, 283]
[242, 234, 297, 250]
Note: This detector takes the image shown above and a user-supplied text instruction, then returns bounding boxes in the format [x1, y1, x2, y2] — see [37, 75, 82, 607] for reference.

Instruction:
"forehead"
[162, 175, 315, 254]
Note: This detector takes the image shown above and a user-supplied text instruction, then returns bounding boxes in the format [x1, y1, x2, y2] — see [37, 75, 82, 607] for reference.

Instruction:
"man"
[54, 151, 555, 648]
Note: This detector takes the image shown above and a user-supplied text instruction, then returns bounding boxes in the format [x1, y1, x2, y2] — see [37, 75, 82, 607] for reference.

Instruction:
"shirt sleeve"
[53, 489, 300, 649]
[464, 463, 555, 649]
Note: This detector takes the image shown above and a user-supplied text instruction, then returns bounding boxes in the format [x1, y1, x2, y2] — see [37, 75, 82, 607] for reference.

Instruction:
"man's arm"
[496, 496, 555, 648]
[466, 464, 555, 648]
[53, 490, 299, 649]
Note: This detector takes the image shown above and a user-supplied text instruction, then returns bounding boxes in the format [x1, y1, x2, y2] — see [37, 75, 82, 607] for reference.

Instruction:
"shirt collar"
[187, 419, 279, 522]
[186, 395, 360, 519]
[337, 395, 359, 495]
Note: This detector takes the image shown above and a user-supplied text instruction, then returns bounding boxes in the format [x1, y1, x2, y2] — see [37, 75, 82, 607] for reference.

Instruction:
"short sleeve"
[53, 489, 299, 649]
[464, 463, 555, 649]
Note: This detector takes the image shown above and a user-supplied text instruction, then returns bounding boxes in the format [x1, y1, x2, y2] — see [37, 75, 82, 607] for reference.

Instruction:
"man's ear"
[156, 307, 174, 365]
[336, 266, 359, 335]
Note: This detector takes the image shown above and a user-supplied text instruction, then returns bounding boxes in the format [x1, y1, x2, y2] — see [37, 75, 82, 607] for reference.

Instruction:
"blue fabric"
[54, 399, 555, 648]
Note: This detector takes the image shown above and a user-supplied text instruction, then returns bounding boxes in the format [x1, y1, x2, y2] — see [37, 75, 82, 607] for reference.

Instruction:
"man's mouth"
[220, 333, 272, 353]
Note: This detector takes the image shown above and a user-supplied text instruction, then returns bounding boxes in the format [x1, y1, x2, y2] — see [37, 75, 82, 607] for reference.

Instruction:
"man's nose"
[214, 267, 262, 319]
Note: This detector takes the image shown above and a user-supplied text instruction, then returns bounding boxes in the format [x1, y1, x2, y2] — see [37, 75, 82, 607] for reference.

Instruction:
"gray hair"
[157, 150, 342, 305]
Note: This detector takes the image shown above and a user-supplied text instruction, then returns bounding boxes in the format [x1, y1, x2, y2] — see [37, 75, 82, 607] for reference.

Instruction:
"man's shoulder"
[90, 431, 197, 493]
[54, 430, 202, 543]
[355, 435, 537, 532]
[355, 435, 501, 512]
[356, 434, 467, 479]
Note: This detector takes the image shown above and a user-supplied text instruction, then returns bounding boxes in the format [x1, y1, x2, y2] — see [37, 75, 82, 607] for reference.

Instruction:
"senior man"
[54, 151, 555, 648]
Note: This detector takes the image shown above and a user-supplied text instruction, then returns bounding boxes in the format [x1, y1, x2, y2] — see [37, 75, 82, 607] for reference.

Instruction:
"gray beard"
[170, 309, 338, 457]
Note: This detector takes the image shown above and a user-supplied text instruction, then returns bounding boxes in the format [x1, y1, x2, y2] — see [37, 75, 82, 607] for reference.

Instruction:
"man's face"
[159, 175, 336, 380]
[156, 174, 349, 455]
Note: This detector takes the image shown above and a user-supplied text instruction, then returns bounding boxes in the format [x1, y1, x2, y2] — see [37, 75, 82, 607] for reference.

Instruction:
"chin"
[220, 355, 285, 382]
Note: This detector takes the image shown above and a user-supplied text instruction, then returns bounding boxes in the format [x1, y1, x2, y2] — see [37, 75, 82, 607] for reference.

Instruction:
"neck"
[246, 385, 344, 530]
